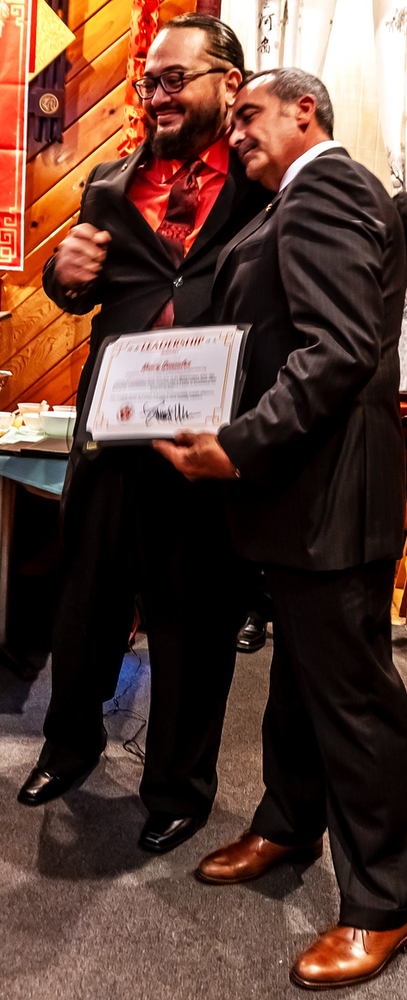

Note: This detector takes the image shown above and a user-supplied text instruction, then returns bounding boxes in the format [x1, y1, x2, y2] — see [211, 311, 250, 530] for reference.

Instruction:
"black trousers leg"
[252, 562, 407, 931]
[137, 450, 251, 817]
[41, 447, 251, 813]
[41, 450, 139, 772]
[252, 617, 328, 845]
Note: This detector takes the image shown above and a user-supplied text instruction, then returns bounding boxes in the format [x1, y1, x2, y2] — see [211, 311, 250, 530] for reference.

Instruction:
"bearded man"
[18, 14, 268, 854]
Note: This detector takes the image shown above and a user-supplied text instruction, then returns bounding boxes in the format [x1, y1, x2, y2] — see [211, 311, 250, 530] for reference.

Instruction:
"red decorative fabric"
[119, 0, 199, 156]
[118, 0, 160, 157]
[29, 0, 38, 73]
[0, 0, 31, 270]
[195, 0, 221, 15]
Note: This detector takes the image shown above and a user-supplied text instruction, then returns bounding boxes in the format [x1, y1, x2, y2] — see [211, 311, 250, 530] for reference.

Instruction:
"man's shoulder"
[286, 147, 393, 213]
[87, 145, 148, 183]
[292, 147, 388, 195]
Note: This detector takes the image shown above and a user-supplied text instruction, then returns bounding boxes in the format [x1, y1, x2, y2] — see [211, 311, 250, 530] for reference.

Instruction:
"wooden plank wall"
[0, 0, 133, 409]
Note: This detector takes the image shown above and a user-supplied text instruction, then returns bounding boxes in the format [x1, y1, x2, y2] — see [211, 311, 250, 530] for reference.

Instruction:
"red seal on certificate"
[118, 404, 134, 422]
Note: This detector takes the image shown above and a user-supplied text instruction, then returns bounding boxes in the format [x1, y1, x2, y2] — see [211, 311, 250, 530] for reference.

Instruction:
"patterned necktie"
[157, 158, 204, 267]
[152, 158, 204, 328]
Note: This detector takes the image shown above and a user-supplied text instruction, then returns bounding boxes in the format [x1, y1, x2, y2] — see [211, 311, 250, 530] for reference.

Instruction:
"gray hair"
[241, 67, 334, 139]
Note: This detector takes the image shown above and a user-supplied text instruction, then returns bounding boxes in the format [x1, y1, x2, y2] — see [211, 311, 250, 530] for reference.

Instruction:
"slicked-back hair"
[161, 12, 245, 77]
[240, 67, 334, 139]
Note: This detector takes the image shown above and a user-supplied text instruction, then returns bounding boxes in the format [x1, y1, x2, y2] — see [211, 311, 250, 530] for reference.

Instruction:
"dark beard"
[145, 104, 225, 159]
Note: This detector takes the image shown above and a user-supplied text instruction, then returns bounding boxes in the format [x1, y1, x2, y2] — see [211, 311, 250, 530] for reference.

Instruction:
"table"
[0, 436, 70, 669]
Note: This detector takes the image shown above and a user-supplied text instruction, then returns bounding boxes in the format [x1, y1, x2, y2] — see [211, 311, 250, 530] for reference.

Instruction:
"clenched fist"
[54, 223, 111, 289]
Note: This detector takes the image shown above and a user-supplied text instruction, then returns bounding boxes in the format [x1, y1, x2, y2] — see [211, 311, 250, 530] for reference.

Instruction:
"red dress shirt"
[127, 133, 230, 256]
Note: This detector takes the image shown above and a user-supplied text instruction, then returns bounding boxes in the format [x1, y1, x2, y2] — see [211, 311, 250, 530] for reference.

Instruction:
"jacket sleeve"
[218, 159, 398, 484]
[42, 166, 103, 315]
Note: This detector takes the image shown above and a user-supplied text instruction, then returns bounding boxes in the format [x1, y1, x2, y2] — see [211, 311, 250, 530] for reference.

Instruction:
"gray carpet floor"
[1, 627, 407, 999]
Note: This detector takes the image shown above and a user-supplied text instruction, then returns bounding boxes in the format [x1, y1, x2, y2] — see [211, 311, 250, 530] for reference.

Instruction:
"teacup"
[0, 411, 14, 432]
[18, 400, 49, 414]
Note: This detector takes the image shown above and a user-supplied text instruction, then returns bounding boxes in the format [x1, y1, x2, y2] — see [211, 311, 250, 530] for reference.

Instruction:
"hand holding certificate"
[85, 325, 249, 443]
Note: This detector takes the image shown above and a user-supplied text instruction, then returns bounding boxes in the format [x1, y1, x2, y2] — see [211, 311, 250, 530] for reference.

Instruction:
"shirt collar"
[279, 140, 343, 192]
[140, 133, 230, 183]
[200, 133, 230, 175]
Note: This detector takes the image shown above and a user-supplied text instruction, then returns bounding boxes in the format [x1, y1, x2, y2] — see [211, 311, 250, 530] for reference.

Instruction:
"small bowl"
[18, 400, 49, 414]
[22, 413, 41, 432]
[52, 405, 77, 414]
[38, 411, 76, 438]
[0, 411, 14, 431]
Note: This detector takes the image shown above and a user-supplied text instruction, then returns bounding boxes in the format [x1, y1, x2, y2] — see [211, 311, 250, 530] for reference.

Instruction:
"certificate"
[85, 326, 248, 442]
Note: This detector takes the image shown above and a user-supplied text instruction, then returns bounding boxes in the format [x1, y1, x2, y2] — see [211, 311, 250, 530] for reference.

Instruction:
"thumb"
[173, 431, 197, 446]
[93, 230, 111, 246]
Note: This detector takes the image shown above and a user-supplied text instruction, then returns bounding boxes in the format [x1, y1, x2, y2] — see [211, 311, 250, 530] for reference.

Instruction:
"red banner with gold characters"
[0, 1, 33, 271]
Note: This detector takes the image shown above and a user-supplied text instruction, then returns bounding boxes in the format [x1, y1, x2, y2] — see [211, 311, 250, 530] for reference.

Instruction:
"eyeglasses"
[133, 68, 227, 101]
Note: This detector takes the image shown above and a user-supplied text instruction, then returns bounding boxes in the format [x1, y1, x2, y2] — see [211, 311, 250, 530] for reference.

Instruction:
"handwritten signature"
[143, 400, 200, 426]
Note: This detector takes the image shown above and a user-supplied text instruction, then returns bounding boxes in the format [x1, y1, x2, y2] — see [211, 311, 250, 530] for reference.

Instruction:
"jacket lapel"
[86, 143, 174, 263]
[214, 189, 282, 282]
[184, 150, 262, 262]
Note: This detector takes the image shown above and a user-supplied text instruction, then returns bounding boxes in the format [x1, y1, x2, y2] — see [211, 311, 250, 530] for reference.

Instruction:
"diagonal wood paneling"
[26, 87, 126, 208]
[66, 0, 133, 82]
[0, 0, 133, 409]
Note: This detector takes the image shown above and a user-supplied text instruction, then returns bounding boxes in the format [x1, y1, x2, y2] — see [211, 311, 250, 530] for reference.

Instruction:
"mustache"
[145, 105, 183, 124]
[238, 140, 258, 158]
[144, 103, 226, 160]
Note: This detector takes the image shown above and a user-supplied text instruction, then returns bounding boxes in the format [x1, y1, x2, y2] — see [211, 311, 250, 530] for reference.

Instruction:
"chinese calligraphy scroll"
[220, 0, 337, 75]
[257, 0, 284, 69]
[0, 0, 32, 270]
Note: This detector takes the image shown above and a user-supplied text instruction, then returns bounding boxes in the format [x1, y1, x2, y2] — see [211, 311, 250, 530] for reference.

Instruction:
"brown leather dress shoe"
[290, 922, 407, 989]
[195, 830, 323, 884]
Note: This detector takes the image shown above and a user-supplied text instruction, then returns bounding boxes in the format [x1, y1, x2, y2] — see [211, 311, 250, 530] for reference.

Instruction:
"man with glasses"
[18, 13, 268, 854]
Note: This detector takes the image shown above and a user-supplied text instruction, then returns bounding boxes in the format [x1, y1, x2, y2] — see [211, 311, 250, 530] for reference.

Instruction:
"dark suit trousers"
[40, 447, 250, 817]
[251, 561, 407, 931]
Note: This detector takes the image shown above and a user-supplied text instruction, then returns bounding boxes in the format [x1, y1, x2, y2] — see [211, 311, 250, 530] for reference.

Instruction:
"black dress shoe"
[17, 759, 101, 807]
[236, 614, 268, 653]
[139, 812, 207, 853]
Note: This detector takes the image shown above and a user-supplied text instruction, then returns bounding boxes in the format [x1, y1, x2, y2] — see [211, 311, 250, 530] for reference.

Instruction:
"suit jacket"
[216, 148, 407, 571]
[43, 143, 269, 417]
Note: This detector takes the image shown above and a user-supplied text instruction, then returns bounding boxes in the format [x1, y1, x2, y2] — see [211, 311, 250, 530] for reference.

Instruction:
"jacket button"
[173, 276, 183, 288]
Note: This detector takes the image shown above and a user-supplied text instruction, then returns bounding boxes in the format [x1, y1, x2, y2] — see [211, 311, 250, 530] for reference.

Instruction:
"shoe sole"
[195, 842, 323, 885]
[139, 817, 208, 854]
[236, 641, 267, 654]
[290, 937, 407, 990]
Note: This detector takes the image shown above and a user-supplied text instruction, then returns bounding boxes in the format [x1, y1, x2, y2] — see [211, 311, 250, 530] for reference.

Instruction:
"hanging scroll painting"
[283, 0, 338, 75]
[0, 0, 33, 270]
[220, 0, 257, 70]
[283, 0, 339, 77]
[372, 0, 407, 190]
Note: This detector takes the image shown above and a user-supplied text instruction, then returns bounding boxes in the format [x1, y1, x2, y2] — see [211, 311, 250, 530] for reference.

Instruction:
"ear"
[224, 68, 243, 108]
[296, 94, 317, 132]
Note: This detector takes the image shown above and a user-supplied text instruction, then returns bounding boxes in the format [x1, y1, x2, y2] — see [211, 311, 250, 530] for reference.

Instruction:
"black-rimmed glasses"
[133, 68, 227, 101]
